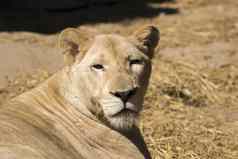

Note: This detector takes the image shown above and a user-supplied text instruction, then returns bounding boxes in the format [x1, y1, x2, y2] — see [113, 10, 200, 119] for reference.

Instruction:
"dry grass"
[0, 70, 50, 105]
[141, 59, 238, 159]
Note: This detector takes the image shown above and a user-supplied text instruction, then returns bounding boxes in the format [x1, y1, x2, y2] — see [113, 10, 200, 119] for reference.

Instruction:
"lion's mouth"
[111, 107, 137, 117]
[100, 95, 139, 118]
[110, 101, 139, 118]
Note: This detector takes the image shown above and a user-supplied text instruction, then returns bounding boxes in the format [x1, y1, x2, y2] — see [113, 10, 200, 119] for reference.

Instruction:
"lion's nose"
[111, 88, 137, 103]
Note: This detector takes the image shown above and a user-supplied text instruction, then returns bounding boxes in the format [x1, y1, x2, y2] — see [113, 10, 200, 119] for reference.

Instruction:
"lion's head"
[58, 26, 159, 131]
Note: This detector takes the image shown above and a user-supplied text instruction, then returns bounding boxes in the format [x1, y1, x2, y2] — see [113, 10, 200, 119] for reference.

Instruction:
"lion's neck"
[51, 68, 95, 119]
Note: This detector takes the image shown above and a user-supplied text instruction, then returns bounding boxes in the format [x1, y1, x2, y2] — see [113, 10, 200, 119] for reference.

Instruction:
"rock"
[181, 88, 192, 98]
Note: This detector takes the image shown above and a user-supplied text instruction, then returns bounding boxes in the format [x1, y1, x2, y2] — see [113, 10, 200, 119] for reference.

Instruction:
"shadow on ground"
[0, 0, 178, 34]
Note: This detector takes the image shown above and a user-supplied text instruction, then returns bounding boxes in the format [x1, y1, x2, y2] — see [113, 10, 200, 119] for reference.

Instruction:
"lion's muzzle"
[110, 87, 137, 103]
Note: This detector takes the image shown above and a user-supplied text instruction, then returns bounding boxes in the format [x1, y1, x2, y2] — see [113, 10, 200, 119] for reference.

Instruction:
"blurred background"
[0, 0, 178, 33]
[0, 0, 238, 158]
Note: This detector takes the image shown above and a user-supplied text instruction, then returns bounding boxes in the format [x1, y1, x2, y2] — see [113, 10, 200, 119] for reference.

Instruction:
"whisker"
[100, 99, 122, 103]
[100, 102, 123, 105]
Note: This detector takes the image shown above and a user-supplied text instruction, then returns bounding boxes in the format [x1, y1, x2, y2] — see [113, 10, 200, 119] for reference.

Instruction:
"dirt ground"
[0, 0, 238, 158]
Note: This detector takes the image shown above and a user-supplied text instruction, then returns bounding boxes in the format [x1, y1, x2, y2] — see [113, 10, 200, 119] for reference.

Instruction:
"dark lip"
[121, 108, 135, 113]
[111, 108, 138, 117]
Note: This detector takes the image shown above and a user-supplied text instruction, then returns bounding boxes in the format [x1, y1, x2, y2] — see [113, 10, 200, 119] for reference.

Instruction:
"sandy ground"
[0, 0, 238, 158]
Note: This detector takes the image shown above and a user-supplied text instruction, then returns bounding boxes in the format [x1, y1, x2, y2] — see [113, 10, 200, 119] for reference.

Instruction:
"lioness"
[0, 26, 159, 159]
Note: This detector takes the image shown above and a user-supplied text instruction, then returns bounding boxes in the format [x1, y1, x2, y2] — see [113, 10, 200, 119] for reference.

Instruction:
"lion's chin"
[106, 110, 138, 131]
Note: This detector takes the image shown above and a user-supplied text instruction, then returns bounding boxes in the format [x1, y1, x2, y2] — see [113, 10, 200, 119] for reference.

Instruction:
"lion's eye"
[91, 64, 104, 70]
[130, 59, 144, 66]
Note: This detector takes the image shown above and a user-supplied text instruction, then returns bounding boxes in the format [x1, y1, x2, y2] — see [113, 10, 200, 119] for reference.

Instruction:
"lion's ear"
[133, 25, 160, 58]
[58, 28, 81, 66]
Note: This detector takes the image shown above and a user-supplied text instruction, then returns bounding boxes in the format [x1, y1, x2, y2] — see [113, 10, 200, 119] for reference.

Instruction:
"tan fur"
[0, 26, 159, 159]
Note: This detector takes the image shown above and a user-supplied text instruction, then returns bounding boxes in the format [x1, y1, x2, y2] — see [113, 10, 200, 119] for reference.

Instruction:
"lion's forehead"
[79, 34, 148, 71]
[91, 34, 140, 57]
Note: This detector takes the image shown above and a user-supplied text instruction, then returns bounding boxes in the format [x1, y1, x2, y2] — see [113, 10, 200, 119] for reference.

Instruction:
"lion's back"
[0, 100, 78, 159]
[0, 105, 45, 159]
